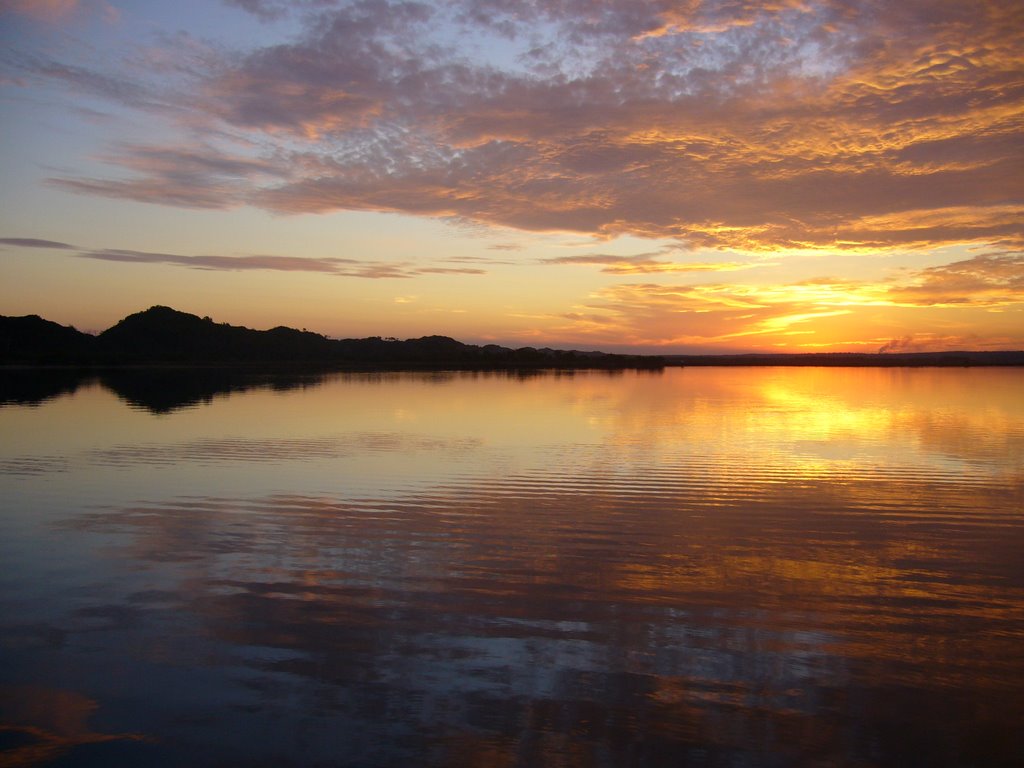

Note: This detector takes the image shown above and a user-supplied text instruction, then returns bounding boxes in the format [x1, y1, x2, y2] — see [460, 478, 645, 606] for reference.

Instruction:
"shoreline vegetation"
[2, 305, 1023, 370]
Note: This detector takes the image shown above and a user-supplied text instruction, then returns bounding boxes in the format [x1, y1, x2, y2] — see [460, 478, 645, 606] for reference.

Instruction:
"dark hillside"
[96, 306, 338, 363]
[3, 306, 665, 370]
[0, 314, 95, 364]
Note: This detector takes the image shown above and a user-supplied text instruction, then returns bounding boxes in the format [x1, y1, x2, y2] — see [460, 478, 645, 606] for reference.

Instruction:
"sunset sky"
[1, 0, 1022, 353]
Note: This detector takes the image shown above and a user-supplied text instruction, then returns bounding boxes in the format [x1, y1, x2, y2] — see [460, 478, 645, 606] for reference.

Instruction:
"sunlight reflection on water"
[1, 367, 1022, 766]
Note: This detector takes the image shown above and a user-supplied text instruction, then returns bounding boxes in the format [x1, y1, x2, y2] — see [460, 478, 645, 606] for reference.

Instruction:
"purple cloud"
[76, 247, 487, 278]
[48, 144, 291, 209]
[223, 0, 290, 22]
[0, 237, 76, 249]
[79, 248, 357, 273]
[543, 251, 756, 274]
[9, 55, 158, 110]
[19, 0, 1024, 251]
[1, 237, 487, 278]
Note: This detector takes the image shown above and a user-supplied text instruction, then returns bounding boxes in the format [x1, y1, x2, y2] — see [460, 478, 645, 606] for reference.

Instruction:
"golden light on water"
[2, 368, 1022, 764]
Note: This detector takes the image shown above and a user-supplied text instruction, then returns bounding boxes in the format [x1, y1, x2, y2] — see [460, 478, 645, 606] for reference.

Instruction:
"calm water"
[1, 367, 1022, 767]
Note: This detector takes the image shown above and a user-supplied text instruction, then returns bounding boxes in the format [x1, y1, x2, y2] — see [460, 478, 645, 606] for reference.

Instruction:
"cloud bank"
[551, 250, 1024, 348]
[0, 237, 486, 278]
[8, 0, 1020, 252]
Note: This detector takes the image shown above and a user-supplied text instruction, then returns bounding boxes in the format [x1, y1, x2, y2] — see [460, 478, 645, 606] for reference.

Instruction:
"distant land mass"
[665, 351, 1024, 367]
[1, 306, 1022, 369]
[0, 306, 664, 370]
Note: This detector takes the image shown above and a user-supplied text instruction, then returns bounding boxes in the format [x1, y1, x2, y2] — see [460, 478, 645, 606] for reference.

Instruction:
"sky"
[1, 0, 1022, 353]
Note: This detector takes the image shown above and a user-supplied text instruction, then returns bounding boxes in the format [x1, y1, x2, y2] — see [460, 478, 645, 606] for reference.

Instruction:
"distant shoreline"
[0, 306, 664, 370]
[4, 354, 1023, 371]
[3, 307, 1022, 369]
[665, 351, 1024, 367]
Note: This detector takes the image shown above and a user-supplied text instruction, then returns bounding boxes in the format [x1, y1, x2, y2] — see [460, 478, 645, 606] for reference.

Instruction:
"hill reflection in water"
[0, 368, 334, 413]
[1, 367, 1022, 767]
[0, 367, 613, 414]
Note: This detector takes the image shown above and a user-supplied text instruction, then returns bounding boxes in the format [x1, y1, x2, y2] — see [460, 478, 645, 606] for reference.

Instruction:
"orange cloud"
[885, 252, 1024, 307]
[542, 251, 762, 274]
[14, 0, 1024, 254]
[546, 252, 1024, 350]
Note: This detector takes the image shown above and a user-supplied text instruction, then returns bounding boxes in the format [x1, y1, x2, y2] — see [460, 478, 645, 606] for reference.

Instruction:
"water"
[1, 367, 1022, 767]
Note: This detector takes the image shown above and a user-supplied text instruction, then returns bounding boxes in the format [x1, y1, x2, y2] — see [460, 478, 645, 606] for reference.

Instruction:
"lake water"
[1, 367, 1022, 767]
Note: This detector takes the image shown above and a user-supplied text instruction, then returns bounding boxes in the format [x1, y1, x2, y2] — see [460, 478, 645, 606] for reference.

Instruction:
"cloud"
[222, 0, 347, 24]
[77, 248, 485, 278]
[415, 267, 487, 275]
[543, 251, 761, 274]
[0, 237, 75, 249]
[440, 254, 518, 267]
[79, 248, 357, 273]
[48, 144, 290, 210]
[545, 281, 828, 347]
[15, 0, 1024, 252]
[12, 57, 155, 109]
[548, 251, 1024, 348]
[1, 0, 78, 23]
[0, 236, 487, 279]
[885, 252, 1024, 307]
[222, 0, 289, 22]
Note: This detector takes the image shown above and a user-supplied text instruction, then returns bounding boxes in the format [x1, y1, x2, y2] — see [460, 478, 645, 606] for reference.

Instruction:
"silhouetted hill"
[96, 306, 337, 363]
[0, 314, 94, 364]
[5, 307, 1020, 369]
[1, 306, 665, 370]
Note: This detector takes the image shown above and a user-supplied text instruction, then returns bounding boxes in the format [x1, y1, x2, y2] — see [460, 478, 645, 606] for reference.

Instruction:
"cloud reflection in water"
[1, 368, 1022, 766]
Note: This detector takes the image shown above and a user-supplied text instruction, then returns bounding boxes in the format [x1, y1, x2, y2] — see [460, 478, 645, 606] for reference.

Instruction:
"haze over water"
[1, 367, 1022, 767]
